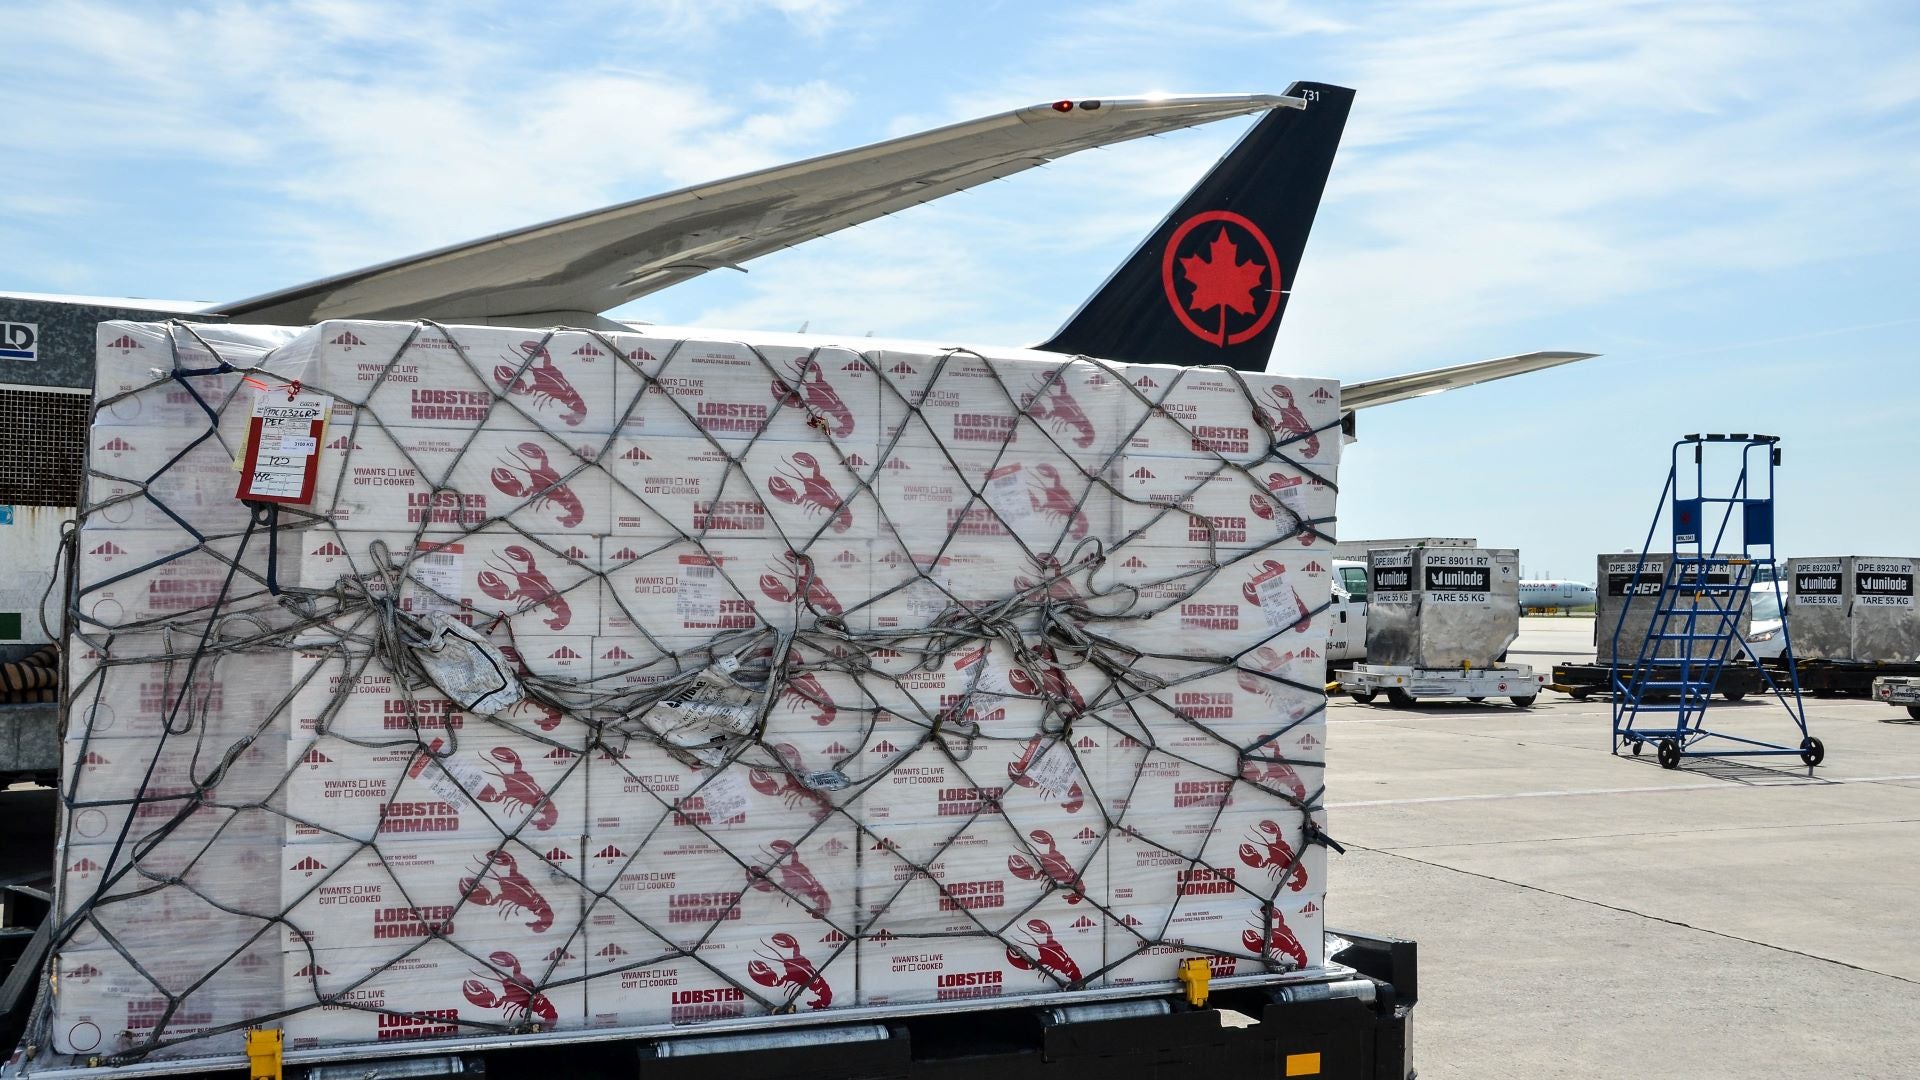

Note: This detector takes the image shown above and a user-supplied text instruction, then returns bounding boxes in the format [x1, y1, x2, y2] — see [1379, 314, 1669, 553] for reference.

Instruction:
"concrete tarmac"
[1330, 616, 1920, 1078]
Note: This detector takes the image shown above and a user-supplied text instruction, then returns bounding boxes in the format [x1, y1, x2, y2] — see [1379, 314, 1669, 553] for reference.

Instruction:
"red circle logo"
[1161, 210, 1281, 347]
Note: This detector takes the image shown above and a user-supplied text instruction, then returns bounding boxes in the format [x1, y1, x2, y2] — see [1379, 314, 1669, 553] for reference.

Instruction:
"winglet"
[1339, 351, 1600, 411]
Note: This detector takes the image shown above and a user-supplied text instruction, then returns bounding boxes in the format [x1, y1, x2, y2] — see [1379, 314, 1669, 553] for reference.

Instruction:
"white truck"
[1329, 558, 1370, 665]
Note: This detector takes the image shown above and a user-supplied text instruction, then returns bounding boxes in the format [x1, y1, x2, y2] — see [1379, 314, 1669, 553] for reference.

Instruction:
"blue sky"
[5, 0, 1918, 577]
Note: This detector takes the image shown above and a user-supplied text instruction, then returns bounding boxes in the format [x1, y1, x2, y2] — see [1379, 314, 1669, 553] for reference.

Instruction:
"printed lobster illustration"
[1012, 553, 1085, 604]
[462, 949, 559, 1026]
[1248, 645, 1299, 675]
[1006, 918, 1084, 985]
[1006, 646, 1088, 719]
[780, 662, 838, 727]
[770, 357, 855, 439]
[1023, 375, 1096, 449]
[1237, 819, 1310, 892]
[1006, 735, 1085, 813]
[745, 838, 832, 916]
[748, 743, 831, 820]
[474, 747, 559, 831]
[1006, 828, 1087, 903]
[1252, 384, 1320, 459]
[759, 551, 844, 615]
[1243, 906, 1309, 970]
[495, 343, 588, 428]
[490, 442, 585, 528]
[458, 849, 555, 933]
[476, 545, 572, 631]
[1027, 464, 1089, 539]
[1242, 561, 1313, 633]
[1238, 756, 1309, 803]
[504, 697, 564, 733]
[765, 452, 853, 533]
[747, 933, 833, 1009]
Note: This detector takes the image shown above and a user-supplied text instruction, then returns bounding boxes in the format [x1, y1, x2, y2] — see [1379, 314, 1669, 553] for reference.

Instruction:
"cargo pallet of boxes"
[1780, 556, 1920, 696]
[1334, 546, 1544, 707]
[13, 319, 1419, 1077]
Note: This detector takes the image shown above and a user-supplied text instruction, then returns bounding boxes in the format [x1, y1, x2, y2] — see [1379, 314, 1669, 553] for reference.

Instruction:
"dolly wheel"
[1510, 695, 1537, 708]
[1908, 706, 1920, 721]
[1467, 696, 1487, 703]
[1630, 739, 1645, 756]
[1657, 740, 1681, 770]
[1721, 688, 1747, 702]
[1386, 688, 1417, 708]
[1349, 690, 1377, 704]
[1800, 736, 1825, 767]
[1570, 687, 1592, 701]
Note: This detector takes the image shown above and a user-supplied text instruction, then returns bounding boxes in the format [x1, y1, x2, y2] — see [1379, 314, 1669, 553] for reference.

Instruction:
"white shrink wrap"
[49, 319, 1342, 1067]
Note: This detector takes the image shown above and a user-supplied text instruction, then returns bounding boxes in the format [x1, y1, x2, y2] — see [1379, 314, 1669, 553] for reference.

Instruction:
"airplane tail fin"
[1036, 81, 1353, 372]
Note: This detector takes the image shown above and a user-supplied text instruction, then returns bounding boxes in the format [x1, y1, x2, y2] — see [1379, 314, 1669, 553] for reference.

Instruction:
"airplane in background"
[1519, 579, 1598, 612]
[6, 81, 1594, 424]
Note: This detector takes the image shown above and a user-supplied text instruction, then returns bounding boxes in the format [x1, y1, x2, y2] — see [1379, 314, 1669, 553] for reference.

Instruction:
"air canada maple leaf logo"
[1162, 210, 1281, 347]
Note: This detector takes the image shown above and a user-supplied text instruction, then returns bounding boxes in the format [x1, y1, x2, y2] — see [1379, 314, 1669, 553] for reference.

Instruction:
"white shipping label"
[676, 561, 722, 620]
[410, 544, 465, 616]
[423, 752, 488, 813]
[982, 464, 1038, 531]
[1255, 573, 1305, 629]
[697, 768, 753, 824]
[240, 388, 332, 502]
[1019, 738, 1081, 799]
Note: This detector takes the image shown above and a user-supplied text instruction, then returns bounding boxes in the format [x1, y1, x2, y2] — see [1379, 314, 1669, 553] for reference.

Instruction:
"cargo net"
[44, 320, 1341, 1065]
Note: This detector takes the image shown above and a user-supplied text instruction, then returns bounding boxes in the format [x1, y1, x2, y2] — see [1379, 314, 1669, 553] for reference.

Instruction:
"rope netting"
[39, 319, 1342, 1065]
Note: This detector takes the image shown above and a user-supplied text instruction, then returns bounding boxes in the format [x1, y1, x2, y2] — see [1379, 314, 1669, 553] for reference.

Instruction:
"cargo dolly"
[1874, 675, 1920, 722]
[1551, 659, 1762, 702]
[1610, 435, 1821, 771]
[1765, 656, 1920, 697]
[1340, 663, 1544, 707]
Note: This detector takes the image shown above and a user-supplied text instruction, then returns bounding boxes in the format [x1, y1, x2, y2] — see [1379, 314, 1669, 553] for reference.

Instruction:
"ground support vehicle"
[1337, 663, 1544, 707]
[1873, 675, 1920, 721]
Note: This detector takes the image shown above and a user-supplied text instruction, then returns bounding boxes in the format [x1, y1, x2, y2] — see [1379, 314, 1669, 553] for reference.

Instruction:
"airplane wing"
[209, 94, 1301, 326]
[1339, 350, 1598, 411]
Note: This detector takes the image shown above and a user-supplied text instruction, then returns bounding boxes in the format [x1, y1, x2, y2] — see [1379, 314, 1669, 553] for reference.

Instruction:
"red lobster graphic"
[458, 849, 555, 933]
[462, 949, 559, 1026]
[1012, 553, 1084, 605]
[1007, 918, 1084, 985]
[759, 551, 843, 615]
[504, 697, 564, 732]
[475, 747, 559, 831]
[476, 545, 572, 631]
[745, 839, 832, 915]
[1006, 828, 1087, 903]
[1242, 561, 1313, 633]
[781, 664, 838, 727]
[1243, 907, 1309, 970]
[1007, 648, 1088, 719]
[1239, 756, 1309, 802]
[490, 442, 585, 528]
[1023, 376, 1096, 449]
[1238, 819, 1310, 892]
[765, 452, 852, 533]
[495, 344, 588, 428]
[1249, 645, 1299, 675]
[747, 932, 833, 1009]
[1006, 735, 1085, 813]
[1027, 464, 1089, 539]
[748, 743, 831, 820]
[771, 357, 855, 439]
[1253, 384, 1320, 459]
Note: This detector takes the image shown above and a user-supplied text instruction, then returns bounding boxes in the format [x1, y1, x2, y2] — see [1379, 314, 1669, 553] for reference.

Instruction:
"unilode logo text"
[0, 322, 37, 362]
[1424, 567, 1490, 591]
[1857, 573, 1914, 597]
